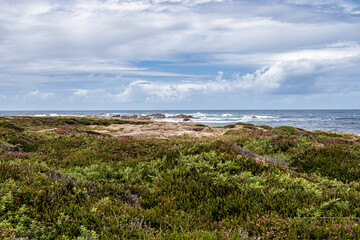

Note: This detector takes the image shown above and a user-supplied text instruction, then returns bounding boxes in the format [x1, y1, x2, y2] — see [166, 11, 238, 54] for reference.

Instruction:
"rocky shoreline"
[112, 113, 196, 121]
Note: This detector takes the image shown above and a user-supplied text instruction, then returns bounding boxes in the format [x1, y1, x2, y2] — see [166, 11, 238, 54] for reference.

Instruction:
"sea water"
[0, 110, 359, 134]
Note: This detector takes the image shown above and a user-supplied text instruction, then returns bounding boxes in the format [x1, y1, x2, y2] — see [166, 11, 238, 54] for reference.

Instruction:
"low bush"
[1, 117, 360, 239]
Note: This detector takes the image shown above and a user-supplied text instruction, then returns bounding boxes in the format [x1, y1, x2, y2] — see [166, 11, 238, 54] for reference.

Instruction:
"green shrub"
[291, 145, 360, 182]
[1, 117, 360, 239]
[0, 120, 24, 132]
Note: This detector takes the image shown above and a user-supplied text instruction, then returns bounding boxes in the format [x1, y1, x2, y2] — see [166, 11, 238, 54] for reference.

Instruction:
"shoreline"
[1, 110, 359, 135]
[1, 115, 359, 138]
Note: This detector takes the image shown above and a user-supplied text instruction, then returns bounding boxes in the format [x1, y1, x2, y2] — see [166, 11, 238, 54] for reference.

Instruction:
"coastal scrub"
[1, 117, 360, 239]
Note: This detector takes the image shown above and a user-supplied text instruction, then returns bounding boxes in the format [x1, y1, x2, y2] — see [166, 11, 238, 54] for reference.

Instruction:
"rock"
[121, 115, 139, 119]
[113, 113, 197, 121]
[113, 114, 139, 119]
[148, 113, 166, 119]
[138, 116, 151, 120]
[170, 114, 194, 119]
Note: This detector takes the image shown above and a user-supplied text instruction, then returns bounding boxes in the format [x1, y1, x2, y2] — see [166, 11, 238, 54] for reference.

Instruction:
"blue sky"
[0, 0, 360, 110]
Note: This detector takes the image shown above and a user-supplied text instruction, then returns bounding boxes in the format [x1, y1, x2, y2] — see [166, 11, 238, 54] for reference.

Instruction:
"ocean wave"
[194, 120, 240, 124]
[107, 113, 130, 116]
[155, 118, 183, 123]
[34, 113, 62, 117]
[194, 117, 240, 121]
[256, 115, 276, 119]
[194, 112, 206, 117]
[164, 113, 178, 118]
[34, 113, 87, 117]
[242, 115, 276, 120]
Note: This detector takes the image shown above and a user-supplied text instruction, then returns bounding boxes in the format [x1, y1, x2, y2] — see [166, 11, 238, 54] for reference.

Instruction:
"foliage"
[291, 145, 360, 182]
[1, 117, 360, 239]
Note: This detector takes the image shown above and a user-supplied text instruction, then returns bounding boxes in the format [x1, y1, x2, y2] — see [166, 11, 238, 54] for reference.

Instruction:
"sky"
[0, 0, 360, 110]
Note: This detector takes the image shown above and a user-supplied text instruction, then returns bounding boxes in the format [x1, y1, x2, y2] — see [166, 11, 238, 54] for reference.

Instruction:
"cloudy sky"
[0, 0, 360, 110]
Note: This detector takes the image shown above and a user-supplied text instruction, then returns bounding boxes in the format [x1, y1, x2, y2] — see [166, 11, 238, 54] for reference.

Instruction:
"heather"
[1, 117, 360, 239]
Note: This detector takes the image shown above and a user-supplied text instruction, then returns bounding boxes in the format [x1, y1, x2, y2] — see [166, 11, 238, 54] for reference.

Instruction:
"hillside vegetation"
[1, 117, 360, 239]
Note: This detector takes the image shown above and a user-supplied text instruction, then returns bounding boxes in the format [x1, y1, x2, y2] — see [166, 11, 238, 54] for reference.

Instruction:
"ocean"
[1, 110, 359, 134]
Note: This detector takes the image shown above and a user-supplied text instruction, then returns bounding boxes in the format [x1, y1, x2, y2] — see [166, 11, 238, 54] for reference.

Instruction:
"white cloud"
[24, 90, 54, 100]
[73, 89, 89, 97]
[89, 65, 294, 102]
[0, 0, 359, 109]
[72, 89, 106, 97]
[109, 81, 146, 102]
[285, 0, 360, 15]
[212, 42, 360, 67]
[101, 42, 360, 101]
[1, 0, 359, 73]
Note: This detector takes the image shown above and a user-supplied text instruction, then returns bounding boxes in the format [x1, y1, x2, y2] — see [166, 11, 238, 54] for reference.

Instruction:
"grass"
[1, 118, 360, 239]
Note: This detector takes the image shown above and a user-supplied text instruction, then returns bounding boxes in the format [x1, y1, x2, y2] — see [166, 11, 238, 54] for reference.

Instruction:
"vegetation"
[1, 116, 360, 239]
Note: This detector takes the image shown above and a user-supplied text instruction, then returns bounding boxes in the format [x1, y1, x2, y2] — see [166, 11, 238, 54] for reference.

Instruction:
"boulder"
[148, 113, 166, 119]
[170, 114, 194, 119]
